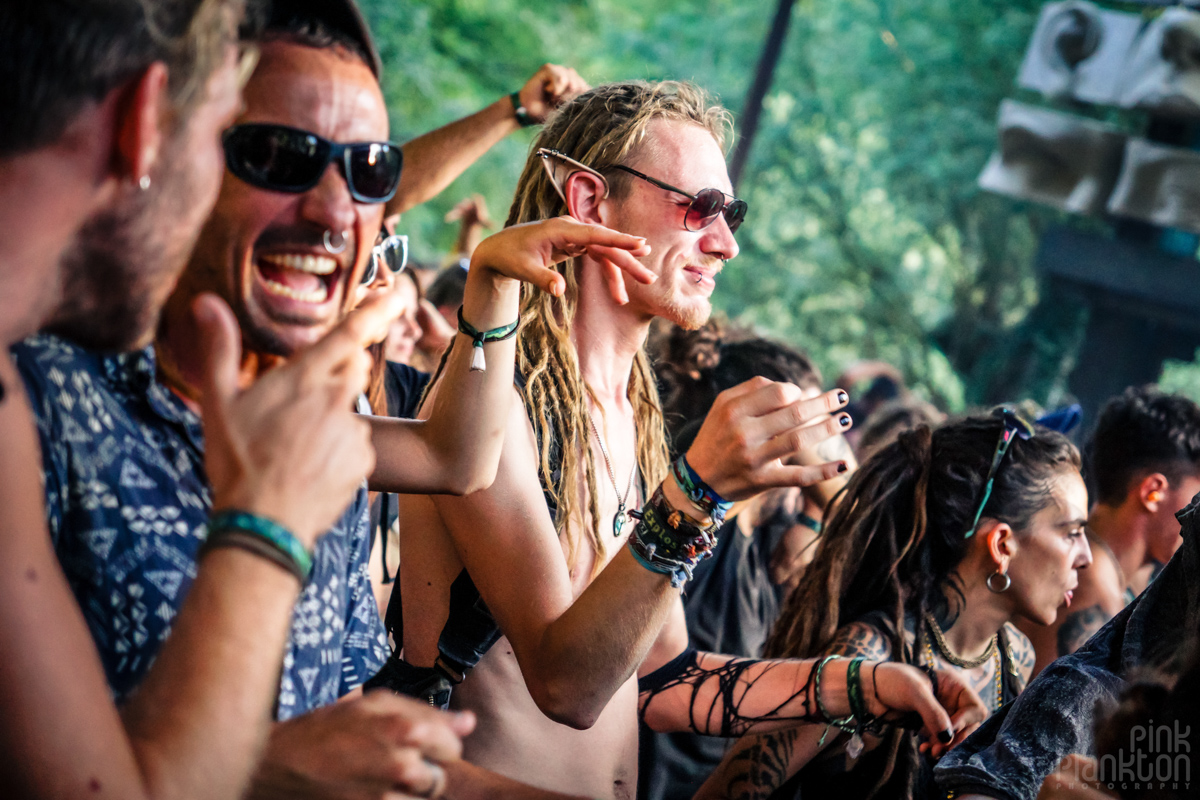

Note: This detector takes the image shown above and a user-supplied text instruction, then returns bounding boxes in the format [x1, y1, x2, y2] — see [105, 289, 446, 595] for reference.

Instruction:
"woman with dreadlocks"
[697, 409, 1093, 800]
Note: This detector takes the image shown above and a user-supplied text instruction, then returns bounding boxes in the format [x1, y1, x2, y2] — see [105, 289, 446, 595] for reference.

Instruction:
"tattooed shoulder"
[827, 622, 893, 661]
[1056, 604, 1111, 658]
[1003, 623, 1036, 689]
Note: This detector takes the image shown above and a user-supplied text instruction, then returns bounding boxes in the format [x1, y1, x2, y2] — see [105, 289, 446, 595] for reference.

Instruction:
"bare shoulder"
[826, 621, 894, 661]
[1003, 623, 1036, 688]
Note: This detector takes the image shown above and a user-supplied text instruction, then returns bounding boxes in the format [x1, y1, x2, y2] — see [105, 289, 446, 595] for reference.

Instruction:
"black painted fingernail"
[837, 462, 848, 473]
[939, 729, 953, 744]
[836, 390, 848, 405]
[838, 414, 852, 427]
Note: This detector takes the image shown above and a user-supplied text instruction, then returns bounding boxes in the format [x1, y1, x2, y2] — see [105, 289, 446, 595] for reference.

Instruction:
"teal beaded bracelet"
[204, 509, 312, 582]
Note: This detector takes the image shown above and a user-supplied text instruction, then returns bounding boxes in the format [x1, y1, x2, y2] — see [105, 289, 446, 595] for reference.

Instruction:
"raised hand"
[517, 64, 590, 124]
[684, 377, 853, 501]
[195, 290, 402, 545]
[468, 215, 655, 304]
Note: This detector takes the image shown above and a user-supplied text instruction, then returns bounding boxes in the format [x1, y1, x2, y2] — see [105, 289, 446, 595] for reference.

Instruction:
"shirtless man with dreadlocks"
[374, 81, 988, 799]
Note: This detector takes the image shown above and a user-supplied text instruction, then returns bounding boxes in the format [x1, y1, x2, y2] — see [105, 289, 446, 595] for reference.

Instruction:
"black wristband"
[509, 91, 537, 127]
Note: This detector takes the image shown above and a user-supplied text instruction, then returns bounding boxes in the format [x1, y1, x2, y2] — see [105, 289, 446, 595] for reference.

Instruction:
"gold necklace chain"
[922, 633, 1003, 711]
[923, 611, 997, 669]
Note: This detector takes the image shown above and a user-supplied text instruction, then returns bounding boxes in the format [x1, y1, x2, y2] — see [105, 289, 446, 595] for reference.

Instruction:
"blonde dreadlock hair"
[508, 81, 733, 574]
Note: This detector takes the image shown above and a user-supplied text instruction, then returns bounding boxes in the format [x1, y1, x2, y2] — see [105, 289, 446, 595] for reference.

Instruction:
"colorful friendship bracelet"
[457, 307, 519, 373]
[627, 486, 721, 588]
[204, 509, 312, 582]
[669, 454, 733, 523]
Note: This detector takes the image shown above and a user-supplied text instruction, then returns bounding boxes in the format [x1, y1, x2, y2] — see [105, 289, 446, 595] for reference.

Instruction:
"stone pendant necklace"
[587, 408, 637, 537]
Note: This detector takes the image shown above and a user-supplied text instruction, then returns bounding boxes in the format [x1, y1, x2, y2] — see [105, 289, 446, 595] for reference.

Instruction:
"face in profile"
[45, 45, 242, 351]
[1005, 469, 1092, 626]
[184, 40, 389, 358]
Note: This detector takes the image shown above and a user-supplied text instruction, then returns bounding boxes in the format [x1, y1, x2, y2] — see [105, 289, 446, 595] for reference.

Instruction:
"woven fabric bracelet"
[204, 509, 312, 582]
[669, 454, 733, 523]
[509, 91, 537, 127]
[627, 486, 721, 588]
[457, 307, 519, 373]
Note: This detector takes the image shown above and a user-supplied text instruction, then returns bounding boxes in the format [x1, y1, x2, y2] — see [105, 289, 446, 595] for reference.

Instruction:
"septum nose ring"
[323, 229, 348, 254]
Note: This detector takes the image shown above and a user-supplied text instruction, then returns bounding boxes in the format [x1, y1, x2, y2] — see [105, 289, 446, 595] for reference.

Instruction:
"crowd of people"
[2, 2, 1198, 800]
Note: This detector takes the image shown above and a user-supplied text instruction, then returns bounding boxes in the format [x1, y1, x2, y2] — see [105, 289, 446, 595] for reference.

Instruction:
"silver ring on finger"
[415, 762, 446, 799]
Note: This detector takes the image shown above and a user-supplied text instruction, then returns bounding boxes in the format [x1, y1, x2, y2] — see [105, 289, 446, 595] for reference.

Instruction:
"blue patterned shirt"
[13, 334, 388, 720]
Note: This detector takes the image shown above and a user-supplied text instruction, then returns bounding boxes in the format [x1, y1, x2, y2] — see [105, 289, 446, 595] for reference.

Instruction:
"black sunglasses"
[610, 165, 747, 234]
[360, 234, 409, 285]
[222, 123, 403, 204]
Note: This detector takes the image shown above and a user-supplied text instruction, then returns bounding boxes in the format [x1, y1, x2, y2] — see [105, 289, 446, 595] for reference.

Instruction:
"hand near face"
[415, 298, 457, 355]
[254, 690, 475, 799]
[518, 64, 590, 123]
[195, 290, 401, 545]
[684, 377, 853, 501]
[468, 216, 655, 302]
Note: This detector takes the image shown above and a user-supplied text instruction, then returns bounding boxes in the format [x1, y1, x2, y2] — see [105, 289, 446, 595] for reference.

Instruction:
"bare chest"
[453, 636, 641, 800]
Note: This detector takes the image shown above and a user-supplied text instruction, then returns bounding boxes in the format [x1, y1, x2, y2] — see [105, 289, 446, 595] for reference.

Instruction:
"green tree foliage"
[360, 0, 1080, 409]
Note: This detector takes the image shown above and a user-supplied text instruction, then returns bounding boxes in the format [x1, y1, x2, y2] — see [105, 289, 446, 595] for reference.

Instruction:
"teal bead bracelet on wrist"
[205, 509, 312, 582]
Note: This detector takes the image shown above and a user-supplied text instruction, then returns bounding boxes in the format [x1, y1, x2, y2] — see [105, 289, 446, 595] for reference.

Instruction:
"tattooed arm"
[689, 623, 894, 800]
[638, 611, 898, 737]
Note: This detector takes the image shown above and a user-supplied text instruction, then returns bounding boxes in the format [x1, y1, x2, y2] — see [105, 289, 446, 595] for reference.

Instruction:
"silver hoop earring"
[986, 570, 1011, 593]
[323, 229, 348, 254]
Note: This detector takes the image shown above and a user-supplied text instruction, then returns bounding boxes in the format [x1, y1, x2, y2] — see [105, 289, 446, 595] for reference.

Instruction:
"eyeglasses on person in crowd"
[535, 147, 748, 234]
[360, 234, 409, 286]
[223, 123, 403, 204]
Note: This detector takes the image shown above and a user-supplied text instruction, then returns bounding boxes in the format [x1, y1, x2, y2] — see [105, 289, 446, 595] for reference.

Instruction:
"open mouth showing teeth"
[255, 253, 340, 304]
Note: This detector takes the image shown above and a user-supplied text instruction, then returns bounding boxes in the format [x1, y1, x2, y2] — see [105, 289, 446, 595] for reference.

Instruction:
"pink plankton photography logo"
[1063, 721, 1191, 793]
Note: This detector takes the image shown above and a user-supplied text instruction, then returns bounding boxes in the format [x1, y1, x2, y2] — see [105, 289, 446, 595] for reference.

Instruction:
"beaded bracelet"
[627, 485, 721, 588]
[669, 454, 733, 523]
[457, 307, 519, 372]
[203, 509, 312, 583]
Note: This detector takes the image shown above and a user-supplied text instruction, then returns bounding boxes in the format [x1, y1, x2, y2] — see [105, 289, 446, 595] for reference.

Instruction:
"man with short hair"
[1017, 386, 1200, 677]
[384, 81, 984, 798]
[1, 1, 463, 798]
